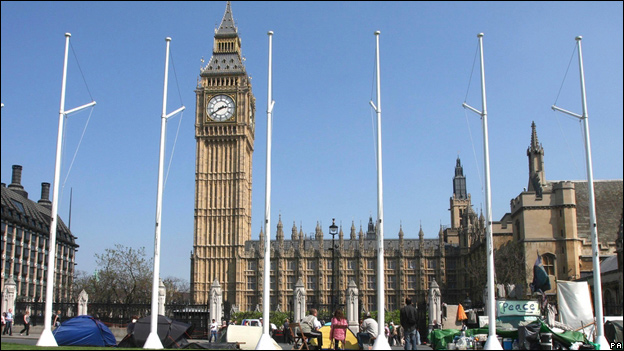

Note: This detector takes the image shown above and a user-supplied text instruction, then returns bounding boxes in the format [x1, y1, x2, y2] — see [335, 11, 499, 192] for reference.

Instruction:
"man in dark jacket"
[283, 318, 291, 344]
[400, 297, 419, 350]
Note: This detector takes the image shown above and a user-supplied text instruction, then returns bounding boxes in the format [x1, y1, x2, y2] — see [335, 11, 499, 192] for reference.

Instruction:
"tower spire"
[453, 156, 467, 200]
[203, 1, 245, 75]
[529, 121, 542, 152]
[527, 121, 545, 194]
[216, 1, 237, 37]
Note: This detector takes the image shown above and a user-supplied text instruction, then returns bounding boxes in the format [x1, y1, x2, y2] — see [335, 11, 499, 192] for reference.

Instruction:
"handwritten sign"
[497, 300, 540, 317]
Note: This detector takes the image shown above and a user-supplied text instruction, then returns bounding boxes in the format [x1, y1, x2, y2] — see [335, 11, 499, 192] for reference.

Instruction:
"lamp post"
[329, 219, 339, 312]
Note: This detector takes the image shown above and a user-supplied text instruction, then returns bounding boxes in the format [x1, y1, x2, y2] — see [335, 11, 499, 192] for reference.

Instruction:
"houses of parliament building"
[190, 2, 623, 314]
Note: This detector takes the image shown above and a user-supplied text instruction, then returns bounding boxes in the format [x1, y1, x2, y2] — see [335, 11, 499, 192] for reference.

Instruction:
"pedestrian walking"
[209, 318, 218, 342]
[20, 311, 31, 336]
[2, 308, 13, 335]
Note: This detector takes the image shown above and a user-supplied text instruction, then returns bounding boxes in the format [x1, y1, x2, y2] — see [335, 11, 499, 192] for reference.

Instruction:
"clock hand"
[211, 105, 228, 116]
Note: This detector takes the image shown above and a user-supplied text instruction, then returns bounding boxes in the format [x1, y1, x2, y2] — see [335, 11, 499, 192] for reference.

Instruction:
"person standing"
[330, 309, 348, 350]
[400, 297, 419, 350]
[300, 308, 323, 349]
[3, 309, 13, 335]
[283, 318, 292, 344]
[53, 310, 62, 329]
[219, 319, 228, 339]
[397, 324, 404, 346]
[357, 312, 378, 350]
[209, 318, 218, 342]
[19, 311, 30, 336]
[127, 315, 138, 335]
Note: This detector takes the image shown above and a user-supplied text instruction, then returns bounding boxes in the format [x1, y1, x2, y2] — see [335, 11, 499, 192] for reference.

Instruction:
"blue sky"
[2, 1, 622, 282]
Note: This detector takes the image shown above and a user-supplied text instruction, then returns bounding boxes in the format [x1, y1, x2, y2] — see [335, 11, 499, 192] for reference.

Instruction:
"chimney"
[7, 165, 28, 198]
[38, 182, 52, 208]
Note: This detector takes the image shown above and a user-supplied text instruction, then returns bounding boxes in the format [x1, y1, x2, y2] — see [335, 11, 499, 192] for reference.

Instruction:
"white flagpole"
[37, 32, 96, 347]
[462, 33, 501, 350]
[256, 30, 277, 350]
[144, 37, 184, 349]
[552, 36, 609, 350]
[370, 30, 390, 351]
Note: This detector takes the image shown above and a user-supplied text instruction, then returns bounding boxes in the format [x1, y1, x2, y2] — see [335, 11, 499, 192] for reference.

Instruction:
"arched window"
[542, 253, 556, 275]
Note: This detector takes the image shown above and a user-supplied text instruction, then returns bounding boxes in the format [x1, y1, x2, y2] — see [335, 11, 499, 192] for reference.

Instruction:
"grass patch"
[0, 343, 139, 350]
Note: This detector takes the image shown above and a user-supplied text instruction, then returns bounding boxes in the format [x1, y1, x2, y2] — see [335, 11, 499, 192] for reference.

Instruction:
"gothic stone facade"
[192, 3, 623, 314]
[191, 2, 255, 307]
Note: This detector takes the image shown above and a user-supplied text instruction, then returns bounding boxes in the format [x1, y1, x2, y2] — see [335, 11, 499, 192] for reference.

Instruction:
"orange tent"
[457, 303, 468, 321]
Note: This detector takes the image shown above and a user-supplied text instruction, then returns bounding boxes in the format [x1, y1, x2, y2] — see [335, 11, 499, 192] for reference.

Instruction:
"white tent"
[557, 280, 595, 341]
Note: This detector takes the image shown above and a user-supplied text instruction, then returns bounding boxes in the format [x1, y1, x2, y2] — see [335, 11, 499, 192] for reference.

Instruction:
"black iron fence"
[14, 301, 211, 339]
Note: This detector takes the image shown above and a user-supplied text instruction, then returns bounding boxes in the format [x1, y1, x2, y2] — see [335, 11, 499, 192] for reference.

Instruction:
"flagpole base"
[36, 327, 58, 347]
[255, 333, 278, 350]
[595, 335, 611, 350]
[143, 331, 164, 349]
[372, 335, 391, 350]
[484, 335, 503, 350]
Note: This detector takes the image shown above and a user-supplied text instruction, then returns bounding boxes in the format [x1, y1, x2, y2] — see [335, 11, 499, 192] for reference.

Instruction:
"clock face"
[249, 103, 254, 128]
[207, 94, 235, 122]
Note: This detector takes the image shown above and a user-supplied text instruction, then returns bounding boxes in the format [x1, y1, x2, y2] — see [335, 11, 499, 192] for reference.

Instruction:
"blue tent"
[53, 315, 117, 347]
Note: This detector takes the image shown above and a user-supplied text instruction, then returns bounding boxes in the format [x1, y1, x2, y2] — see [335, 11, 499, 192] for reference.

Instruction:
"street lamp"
[329, 218, 339, 312]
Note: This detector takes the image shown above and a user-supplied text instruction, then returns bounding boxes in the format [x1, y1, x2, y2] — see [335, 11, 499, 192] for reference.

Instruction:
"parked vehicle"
[241, 318, 261, 326]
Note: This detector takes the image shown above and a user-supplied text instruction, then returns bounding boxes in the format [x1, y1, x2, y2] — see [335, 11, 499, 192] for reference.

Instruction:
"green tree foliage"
[231, 310, 262, 324]
[386, 309, 400, 324]
[368, 310, 400, 325]
[231, 311, 290, 328]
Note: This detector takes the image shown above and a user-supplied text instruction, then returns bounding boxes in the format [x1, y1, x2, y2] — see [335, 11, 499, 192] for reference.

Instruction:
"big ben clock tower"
[192, 2, 255, 306]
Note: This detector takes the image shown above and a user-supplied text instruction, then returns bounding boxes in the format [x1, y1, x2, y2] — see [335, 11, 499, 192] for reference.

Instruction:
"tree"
[74, 244, 191, 306]
[163, 276, 190, 304]
[73, 244, 153, 303]
[463, 239, 528, 306]
[463, 244, 487, 306]
[494, 240, 527, 290]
